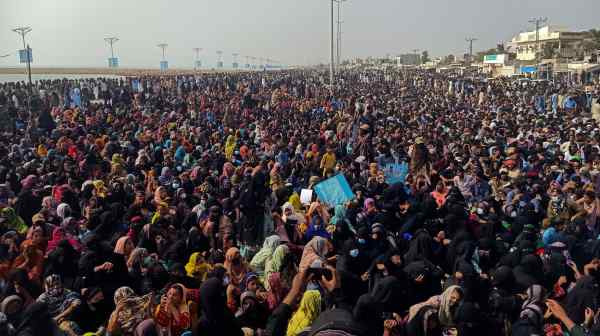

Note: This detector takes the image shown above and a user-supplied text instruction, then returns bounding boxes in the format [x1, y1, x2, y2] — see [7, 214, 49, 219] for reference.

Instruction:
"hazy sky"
[1, 0, 599, 68]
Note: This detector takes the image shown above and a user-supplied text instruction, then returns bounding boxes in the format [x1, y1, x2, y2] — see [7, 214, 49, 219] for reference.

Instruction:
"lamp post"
[465, 38, 477, 64]
[412, 49, 420, 65]
[157, 43, 168, 61]
[216, 50, 223, 68]
[157, 43, 168, 71]
[104, 37, 119, 68]
[232, 53, 239, 69]
[529, 17, 548, 79]
[12, 26, 32, 118]
[193, 47, 202, 70]
[329, 0, 335, 90]
[335, 0, 347, 67]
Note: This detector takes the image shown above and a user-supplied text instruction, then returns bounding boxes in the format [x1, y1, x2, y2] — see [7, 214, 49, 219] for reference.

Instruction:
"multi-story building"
[396, 53, 420, 66]
[510, 25, 587, 61]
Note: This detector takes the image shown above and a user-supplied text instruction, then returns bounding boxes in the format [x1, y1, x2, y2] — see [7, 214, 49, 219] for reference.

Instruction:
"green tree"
[477, 48, 498, 62]
[421, 50, 430, 63]
[441, 54, 455, 65]
[496, 43, 505, 53]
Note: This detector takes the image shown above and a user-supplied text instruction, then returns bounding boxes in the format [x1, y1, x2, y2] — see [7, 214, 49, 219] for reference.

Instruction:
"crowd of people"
[0, 67, 599, 336]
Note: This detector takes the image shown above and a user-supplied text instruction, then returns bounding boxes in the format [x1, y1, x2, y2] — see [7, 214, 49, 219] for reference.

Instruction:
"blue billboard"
[521, 66, 537, 74]
[160, 61, 168, 71]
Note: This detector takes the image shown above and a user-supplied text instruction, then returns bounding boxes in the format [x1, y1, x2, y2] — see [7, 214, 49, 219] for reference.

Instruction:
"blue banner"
[108, 57, 119, 68]
[70, 88, 81, 108]
[160, 61, 169, 71]
[521, 66, 537, 74]
[18, 48, 32, 63]
[313, 174, 355, 207]
[382, 162, 409, 185]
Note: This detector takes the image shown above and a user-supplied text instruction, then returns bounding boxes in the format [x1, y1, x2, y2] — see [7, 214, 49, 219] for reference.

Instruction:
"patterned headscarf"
[38, 274, 80, 318]
[111, 286, 153, 335]
[114, 286, 135, 305]
[45, 274, 63, 297]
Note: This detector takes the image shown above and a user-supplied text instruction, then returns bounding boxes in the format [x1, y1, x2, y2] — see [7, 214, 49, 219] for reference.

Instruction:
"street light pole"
[12, 27, 32, 89]
[412, 49, 420, 65]
[157, 43, 168, 71]
[157, 44, 168, 61]
[232, 53, 239, 69]
[216, 50, 223, 68]
[104, 37, 119, 67]
[329, 0, 335, 91]
[335, 0, 347, 67]
[529, 17, 548, 79]
[465, 37, 477, 63]
[193, 48, 202, 70]
[104, 37, 118, 59]
[12, 26, 33, 118]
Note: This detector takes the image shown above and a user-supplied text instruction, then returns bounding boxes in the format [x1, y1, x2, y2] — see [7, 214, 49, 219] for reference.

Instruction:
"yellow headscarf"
[225, 134, 236, 160]
[112, 153, 124, 166]
[288, 193, 302, 211]
[92, 180, 107, 198]
[185, 252, 211, 280]
[37, 144, 48, 157]
[151, 201, 168, 225]
[286, 290, 322, 336]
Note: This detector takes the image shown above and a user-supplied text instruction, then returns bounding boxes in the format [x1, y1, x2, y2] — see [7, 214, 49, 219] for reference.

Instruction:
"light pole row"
[11, 29, 279, 74]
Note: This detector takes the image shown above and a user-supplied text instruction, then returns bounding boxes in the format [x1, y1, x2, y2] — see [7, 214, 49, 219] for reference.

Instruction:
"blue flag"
[313, 174, 355, 207]
[382, 162, 409, 185]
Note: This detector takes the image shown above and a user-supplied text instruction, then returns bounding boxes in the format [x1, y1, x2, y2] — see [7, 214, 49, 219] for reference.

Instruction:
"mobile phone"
[307, 267, 333, 281]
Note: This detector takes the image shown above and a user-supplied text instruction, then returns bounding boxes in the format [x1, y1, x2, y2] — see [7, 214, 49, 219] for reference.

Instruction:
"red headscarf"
[46, 227, 82, 254]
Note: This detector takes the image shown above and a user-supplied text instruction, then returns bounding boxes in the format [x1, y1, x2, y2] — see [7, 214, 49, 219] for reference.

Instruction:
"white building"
[510, 25, 587, 61]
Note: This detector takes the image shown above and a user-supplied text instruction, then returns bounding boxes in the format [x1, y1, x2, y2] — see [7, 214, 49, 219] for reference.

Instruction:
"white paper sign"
[300, 189, 313, 205]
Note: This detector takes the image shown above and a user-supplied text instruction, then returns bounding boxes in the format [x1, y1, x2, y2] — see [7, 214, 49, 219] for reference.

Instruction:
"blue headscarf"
[174, 146, 186, 163]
